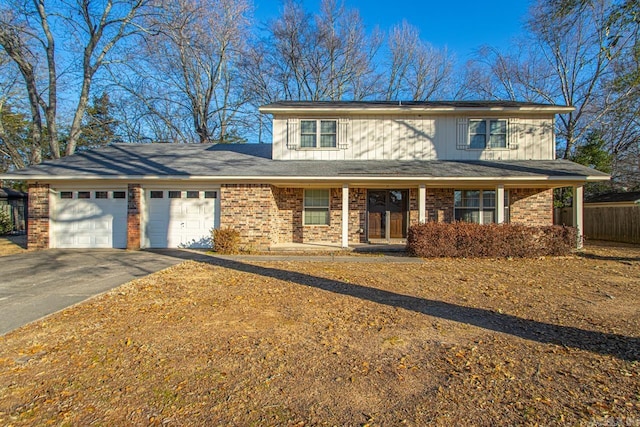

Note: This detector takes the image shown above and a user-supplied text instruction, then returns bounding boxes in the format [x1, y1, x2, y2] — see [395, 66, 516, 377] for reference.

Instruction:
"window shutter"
[287, 118, 299, 150]
[508, 118, 519, 149]
[338, 118, 350, 150]
[456, 118, 469, 149]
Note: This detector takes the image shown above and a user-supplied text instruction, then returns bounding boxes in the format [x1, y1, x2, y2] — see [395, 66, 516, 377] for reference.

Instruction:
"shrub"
[407, 222, 577, 258]
[212, 227, 241, 254]
[0, 210, 13, 235]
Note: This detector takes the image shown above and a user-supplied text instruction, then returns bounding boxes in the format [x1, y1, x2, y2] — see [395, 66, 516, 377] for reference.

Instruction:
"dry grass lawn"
[0, 235, 26, 257]
[0, 242, 639, 426]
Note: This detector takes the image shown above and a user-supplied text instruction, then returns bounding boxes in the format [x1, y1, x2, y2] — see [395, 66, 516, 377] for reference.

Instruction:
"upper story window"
[469, 119, 507, 149]
[457, 118, 514, 151]
[300, 120, 337, 148]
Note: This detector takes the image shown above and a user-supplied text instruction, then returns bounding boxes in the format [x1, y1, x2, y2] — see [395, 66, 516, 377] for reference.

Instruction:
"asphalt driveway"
[0, 249, 184, 335]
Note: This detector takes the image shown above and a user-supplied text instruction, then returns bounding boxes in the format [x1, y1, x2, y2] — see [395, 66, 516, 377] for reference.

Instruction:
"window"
[454, 190, 509, 224]
[469, 119, 507, 149]
[168, 191, 182, 199]
[78, 191, 91, 199]
[304, 189, 330, 225]
[204, 191, 217, 199]
[95, 191, 109, 199]
[150, 191, 164, 199]
[300, 120, 337, 148]
[60, 191, 73, 199]
[113, 191, 126, 199]
[186, 191, 200, 199]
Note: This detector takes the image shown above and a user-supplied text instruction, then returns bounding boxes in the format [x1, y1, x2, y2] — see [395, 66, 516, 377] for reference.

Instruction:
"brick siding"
[27, 183, 50, 249]
[348, 188, 367, 243]
[273, 187, 368, 245]
[127, 184, 142, 249]
[409, 188, 419, 227]
[509, 188, 554, 226]
[219, 184, 277, 250]
[426, 188, 454, 222]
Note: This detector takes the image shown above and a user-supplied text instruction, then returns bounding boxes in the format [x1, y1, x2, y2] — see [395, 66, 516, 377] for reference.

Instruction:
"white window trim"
[303, 189, 331, 226]
[468, 118, 509, 150]
[457, 118, 514, 151]
[299, 119, 339, 150]
[454, 189, 509, 224]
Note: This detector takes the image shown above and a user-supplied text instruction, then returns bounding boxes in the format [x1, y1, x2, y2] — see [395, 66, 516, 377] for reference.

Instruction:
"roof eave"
[7, 174, 608, 184]
[259, 105, 576, 115]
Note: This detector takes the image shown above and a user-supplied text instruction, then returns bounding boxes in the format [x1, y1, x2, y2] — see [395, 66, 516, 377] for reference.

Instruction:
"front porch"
[219, 183, 585, 251]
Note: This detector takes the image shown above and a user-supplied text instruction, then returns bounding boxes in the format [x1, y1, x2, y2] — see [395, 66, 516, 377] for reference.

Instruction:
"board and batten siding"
[271, 115, 555, 161]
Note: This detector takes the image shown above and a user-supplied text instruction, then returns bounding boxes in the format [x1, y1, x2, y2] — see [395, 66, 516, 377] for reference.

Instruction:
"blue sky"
[254, 0, 533, 60]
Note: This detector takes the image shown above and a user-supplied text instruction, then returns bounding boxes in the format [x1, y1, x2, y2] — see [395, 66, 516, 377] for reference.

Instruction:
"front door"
[367, 190, 408, 241]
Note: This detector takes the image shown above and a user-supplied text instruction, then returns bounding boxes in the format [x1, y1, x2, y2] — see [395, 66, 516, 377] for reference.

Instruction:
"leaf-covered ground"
[0, 235, 26, 257]
[1, 242, 639, 426]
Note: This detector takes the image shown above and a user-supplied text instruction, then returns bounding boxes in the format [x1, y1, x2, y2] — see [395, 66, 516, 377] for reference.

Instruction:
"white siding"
[272, 114, 555, 161]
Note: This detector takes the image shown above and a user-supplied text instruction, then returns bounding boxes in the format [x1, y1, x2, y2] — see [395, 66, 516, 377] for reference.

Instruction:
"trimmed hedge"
[406, 222, 577, 258]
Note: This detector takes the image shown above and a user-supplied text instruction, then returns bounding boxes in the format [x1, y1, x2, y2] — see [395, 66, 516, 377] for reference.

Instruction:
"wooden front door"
[367, 190, 408, 241]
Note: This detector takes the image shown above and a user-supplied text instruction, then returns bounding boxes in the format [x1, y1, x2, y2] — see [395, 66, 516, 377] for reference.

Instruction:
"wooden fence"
[583, 206, 640, 244]
[554, 206, 640, 244]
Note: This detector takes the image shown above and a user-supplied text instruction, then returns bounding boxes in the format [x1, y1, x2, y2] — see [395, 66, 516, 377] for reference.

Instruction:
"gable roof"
[0, 143, 608, 186]
[260, 100, 575, 114]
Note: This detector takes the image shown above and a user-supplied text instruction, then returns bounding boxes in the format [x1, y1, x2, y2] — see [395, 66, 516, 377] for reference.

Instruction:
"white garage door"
[145, 189, 219, 248]
[51, 190, 127, 248]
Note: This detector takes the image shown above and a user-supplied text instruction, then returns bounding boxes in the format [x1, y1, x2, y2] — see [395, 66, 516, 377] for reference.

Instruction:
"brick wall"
[300, 188, 343, 244]
[509, 188, 553, 226]
[273, 187, 368, 245]
[409, 188, 419, 226]
[220, 184, 276, 250]
[348, 188, 367, 243]
[127, 184, 142, 249]
[273, 187, 303, 243]
[426, 188, 454, 222]
[27, 183, 50, 249]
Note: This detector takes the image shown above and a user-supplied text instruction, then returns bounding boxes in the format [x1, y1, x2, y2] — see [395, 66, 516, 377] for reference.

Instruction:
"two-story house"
[2, 101, 608, 250]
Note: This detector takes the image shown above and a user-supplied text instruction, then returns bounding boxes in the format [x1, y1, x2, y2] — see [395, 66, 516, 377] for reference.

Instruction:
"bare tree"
[384, 21, 454, 101]
[119, 0, 252, 143]
[245, 0, 380, 103]
[0, 0, 150, 162]
[465, 0, 634, 160]
[0, 49, 30, 169]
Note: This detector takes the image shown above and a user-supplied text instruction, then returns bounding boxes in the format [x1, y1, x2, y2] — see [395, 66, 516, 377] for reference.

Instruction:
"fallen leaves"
[0, 243, 639, 425]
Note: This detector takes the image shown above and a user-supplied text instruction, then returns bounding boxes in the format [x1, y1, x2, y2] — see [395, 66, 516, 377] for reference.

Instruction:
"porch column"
[342, 184, 349, 248]
[496, 184, 505, 224]
[573, 185, 584, 249]
[418, 184, 426, 223]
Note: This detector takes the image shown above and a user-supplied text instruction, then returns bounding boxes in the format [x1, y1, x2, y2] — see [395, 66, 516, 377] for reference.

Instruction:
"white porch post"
[418, 184, 426, 223]
[342, 184, 349, 248]
[496, 184, 505, 224]
[573, 185, 584, 249]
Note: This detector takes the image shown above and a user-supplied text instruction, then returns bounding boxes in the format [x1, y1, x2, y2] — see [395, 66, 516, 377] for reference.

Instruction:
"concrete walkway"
[0, 249, 183, 335]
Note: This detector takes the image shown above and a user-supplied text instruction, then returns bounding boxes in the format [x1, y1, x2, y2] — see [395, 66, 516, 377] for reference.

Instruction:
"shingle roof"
[1, 143, 608, 182]
[585, 191, 640, 204]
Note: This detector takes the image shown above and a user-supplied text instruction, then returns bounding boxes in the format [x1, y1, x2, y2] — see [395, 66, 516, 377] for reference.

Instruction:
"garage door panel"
[52, 190, 127, 248]
[145, 189, 218, 248]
